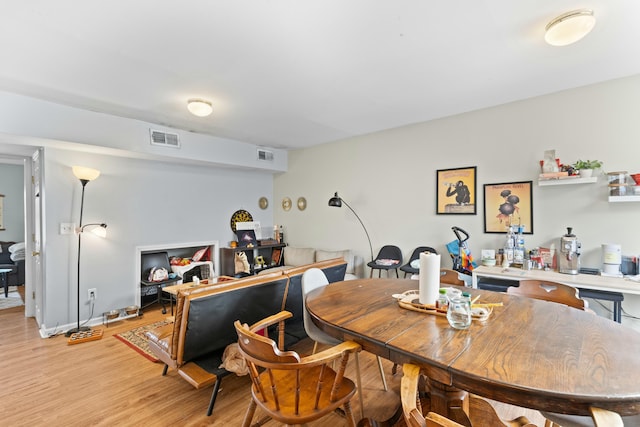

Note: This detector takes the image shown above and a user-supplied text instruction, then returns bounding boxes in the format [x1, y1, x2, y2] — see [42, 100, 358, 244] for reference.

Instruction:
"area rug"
[114, 318, 173, 362]
[0, 286, 24, 310]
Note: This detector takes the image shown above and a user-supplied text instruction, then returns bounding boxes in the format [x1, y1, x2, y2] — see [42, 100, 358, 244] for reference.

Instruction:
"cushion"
[283, 247, 316, 267]
[316, 249, 354, 274]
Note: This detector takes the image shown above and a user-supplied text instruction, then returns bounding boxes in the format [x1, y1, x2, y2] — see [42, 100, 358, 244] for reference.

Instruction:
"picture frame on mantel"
[436, 167, 477, 214]
[483, 181, 533, 234]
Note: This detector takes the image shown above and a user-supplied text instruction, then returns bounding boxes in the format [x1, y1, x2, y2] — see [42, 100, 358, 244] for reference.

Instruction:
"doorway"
[0, 146, 44, 326]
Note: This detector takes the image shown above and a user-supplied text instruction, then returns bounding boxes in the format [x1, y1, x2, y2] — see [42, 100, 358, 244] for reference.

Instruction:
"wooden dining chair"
[544, 406, 626, 427]
[506, 280, 588, 310]
[507, 281, 633, 426]
[401, 363, 538, 427]
[234, 310, 361, 427]
[439, 268, 466, 286]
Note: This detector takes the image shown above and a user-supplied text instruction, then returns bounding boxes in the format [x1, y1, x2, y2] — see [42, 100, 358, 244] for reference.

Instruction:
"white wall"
[274, 74, 640, 329]
[41, 148, 275, 332]
[0, 163, 25, 242]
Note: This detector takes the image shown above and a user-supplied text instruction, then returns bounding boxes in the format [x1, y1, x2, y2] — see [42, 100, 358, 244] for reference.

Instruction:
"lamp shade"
[545, 9, 596, 46]
[187, 98, 213, 117]
[72, 166, 100, 181]
[328, 192, 342, 207]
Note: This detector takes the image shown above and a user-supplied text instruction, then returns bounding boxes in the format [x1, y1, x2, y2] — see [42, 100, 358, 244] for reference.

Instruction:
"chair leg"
[158, 286, 167, 314]
[206, 377, 223, 416]
[343, 400, 357, 427]
[395, 269, 399, 278]
[242, 398, 258, 427]
[354, 352, 365, 420]
[162, 364, 168, 376]
[376, 356, 388, 391]
[312, 341, 319, 355]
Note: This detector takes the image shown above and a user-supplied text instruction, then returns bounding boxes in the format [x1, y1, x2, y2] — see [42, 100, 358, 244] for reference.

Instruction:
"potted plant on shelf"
[572, 159, 603, 178]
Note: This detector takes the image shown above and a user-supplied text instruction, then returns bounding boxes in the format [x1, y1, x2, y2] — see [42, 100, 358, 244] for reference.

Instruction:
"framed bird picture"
[436, 167, 476, 214]
[483, 181, 533, 234]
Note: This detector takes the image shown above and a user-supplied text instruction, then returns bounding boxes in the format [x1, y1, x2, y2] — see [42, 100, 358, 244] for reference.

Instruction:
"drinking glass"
[446, 296, 471, 330]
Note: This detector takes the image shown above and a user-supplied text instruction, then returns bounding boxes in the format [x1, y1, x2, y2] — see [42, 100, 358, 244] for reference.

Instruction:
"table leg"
[427, 378, 472, 426]
[1, 272, 7, 298]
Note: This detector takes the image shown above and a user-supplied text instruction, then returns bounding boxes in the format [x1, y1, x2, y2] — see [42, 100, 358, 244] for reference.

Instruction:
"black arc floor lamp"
[66, 166, 107, 337]
[328, 192, 374, 262]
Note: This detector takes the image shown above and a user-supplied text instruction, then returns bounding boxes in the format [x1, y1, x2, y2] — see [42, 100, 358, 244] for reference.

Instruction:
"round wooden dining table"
[305, 278, 640, 424]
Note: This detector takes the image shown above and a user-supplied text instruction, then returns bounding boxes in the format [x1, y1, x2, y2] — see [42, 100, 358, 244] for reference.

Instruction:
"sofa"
[0, 241, 25, 293]
[145, 258, 348, 417]
[260, 247, 363, 280]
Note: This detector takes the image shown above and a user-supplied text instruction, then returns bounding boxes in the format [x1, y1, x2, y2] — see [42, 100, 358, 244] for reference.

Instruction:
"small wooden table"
[306, 278, 640, 424]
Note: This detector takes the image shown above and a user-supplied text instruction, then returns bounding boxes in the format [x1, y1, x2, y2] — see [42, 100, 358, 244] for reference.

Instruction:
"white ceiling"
[1, 1, 639, 150]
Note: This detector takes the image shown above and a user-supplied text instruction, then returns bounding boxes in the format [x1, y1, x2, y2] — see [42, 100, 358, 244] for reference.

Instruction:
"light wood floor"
[0, 291, 545, 426]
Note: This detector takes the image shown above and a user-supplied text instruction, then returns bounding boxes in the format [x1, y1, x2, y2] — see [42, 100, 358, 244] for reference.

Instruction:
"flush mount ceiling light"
[187, 98, 213, 117]
[545, 9, 596, 46]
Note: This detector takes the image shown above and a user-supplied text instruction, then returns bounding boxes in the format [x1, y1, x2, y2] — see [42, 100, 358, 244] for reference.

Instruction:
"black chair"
[399, 246, 438, 278]
[367, 245, 403, 278]
[140, 251, 180, 314]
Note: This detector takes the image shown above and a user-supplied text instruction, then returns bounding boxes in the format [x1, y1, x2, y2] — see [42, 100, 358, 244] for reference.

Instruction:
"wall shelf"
[538, 177, 597, 186]
[608, 195, 640, 203]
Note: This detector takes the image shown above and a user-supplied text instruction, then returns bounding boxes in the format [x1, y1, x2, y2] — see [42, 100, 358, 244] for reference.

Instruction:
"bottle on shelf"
[513, 225, 526, 266]
[503, 225, 515, 266]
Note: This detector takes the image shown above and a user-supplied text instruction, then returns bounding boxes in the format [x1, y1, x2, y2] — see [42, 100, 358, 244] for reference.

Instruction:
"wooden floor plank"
[0, 290, 544, 426]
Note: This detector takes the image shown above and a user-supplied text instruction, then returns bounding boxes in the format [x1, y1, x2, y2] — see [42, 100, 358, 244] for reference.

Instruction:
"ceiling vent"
[257, 148, 274, 161]
[150, 129, 180, 148]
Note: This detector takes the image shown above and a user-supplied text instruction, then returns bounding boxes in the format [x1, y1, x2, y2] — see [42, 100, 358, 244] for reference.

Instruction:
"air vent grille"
[150, 129, 180, 148]
[257, 149, 274, 161]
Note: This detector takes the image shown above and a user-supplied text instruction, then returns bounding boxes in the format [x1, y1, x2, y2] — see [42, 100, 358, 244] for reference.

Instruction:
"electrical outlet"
[88, 288, 97, 301]
[60, 222, 76, 235]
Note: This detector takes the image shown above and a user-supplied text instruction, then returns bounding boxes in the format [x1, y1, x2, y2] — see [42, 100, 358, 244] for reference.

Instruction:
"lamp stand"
[66, 179, 90, 337]
[328, 192, 374, 262]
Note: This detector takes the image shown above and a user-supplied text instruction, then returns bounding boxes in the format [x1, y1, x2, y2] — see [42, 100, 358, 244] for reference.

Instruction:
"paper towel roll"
[419, 252, 441, 305]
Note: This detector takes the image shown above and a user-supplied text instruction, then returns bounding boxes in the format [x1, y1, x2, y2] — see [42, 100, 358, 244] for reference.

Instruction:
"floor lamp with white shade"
[66, 166, 107, 337]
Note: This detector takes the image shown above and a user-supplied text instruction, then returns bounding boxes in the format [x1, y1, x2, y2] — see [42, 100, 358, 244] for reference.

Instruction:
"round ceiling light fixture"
[187, 98, 213, 117]
[545, 9, 596, 46]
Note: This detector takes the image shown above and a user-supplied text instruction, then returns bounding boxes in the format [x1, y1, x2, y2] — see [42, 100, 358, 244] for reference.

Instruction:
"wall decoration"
[297, 197, 307, 211]
[230, 209, 253, 232]
[235, 229, 257, 248]
[483, 181, 533, 234]
[258, 197, 268, 210]
[282, 197, 292, 211]
[436, 167, 477, 214]
[0, 194, 4, 230]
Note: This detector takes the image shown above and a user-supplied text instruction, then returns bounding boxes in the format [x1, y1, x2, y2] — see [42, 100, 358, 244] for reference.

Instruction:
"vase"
[579, 169, 593, 178]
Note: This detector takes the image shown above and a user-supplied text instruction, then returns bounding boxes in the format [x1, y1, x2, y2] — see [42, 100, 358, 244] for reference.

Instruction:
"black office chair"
[399, 246, 438, 278]
[140, 251, 180, 314]
[367, 245, 403, 278]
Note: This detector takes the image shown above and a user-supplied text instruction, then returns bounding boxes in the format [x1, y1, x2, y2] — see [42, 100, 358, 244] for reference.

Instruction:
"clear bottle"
[436, 288, 448, 310]
[462, 292, 472, 307]
[504, 225, 515, 266]
[513, 225, 526, 266]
